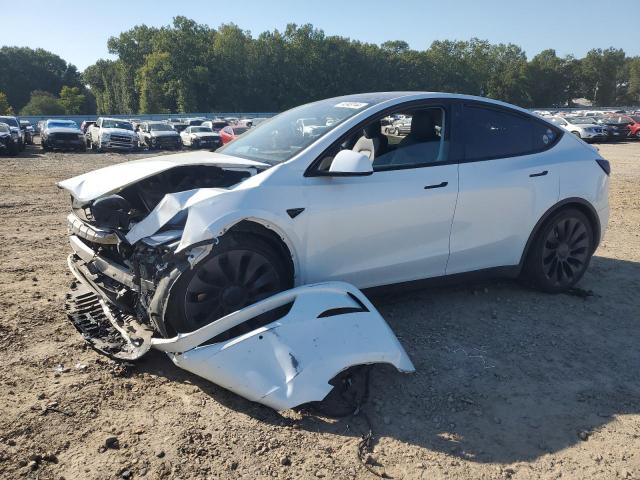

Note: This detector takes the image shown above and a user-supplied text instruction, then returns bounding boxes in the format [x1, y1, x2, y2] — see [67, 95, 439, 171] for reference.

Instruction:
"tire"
[42, 142, 49, 152]
[636, 131, 640, 140]
[18, 140, 25, 151]
[522, 208, 594, 293]
[164, 233, 292, 334]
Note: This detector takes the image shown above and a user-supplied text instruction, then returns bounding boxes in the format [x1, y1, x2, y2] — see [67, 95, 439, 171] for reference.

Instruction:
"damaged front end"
[60, 156, 264, 358]
[58, 153, 415, 409]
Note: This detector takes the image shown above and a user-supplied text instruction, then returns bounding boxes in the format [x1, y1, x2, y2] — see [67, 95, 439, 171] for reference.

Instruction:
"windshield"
[218, 98, 370, 164]
[149, 123, 175, 132]
[190, 127, 212, 133]
[568, 117, 596, 125]
[47, 120, 78, 129]
[0, 123, 9, 133]
[0, 117, 18, 127]
[102, 119, 133, 130]
[632, 116, 640, 123]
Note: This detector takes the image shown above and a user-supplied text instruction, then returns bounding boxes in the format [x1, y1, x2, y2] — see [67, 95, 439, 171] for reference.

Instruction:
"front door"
[300, 103, 460, 289]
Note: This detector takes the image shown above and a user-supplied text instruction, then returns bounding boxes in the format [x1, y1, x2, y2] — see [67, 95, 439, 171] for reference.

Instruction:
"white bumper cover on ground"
[152, 282, 415, 410]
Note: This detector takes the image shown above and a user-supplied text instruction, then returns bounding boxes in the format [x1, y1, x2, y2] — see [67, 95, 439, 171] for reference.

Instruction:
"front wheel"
[164, 233, 292, 334]
[522, 208, 594, 293]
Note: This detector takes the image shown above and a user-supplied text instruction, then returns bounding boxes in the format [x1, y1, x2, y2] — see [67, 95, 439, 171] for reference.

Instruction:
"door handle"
[529, 170, 548, 177]
[424, 181, 448, 189]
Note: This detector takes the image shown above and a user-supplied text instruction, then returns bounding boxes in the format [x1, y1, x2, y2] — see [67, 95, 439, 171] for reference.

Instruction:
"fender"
[125, 186, 302, 280]
[518, 196, 601, 268]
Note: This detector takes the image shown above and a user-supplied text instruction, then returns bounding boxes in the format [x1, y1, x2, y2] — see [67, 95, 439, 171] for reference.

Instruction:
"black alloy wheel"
[541, 217, 590, 287]
[184, 249, 280, 326]
[523, 208, 594, 293]
[165, 234, 291, 334]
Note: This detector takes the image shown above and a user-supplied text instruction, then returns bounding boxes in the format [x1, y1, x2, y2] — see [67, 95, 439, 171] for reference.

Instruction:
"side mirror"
[327, 150, 373, 176]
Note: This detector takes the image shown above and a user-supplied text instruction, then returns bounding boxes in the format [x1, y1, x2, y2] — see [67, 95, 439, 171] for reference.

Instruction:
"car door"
[446, 102, 561, 275]
[300, 102, 460, 289]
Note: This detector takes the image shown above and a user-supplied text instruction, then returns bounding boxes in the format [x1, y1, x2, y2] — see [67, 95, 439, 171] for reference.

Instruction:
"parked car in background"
[0, 122, 18, 156]
[19, 120, 35, 144]
[88, 118, 138, 152]
[219, 125, 249, 144]
[596, 116, 631, 141]
[547, 116, 606, 142]
[41, 119, 86, 152]
[201, 119, 229, 132]
[616, 115, 640, 139]
[0, 115, 25, 151]
[179, 126, 222, 149]
[137, 122, 182, 150]
[599, 115, 639, 140]
[390, 117, 412, 136]
[187, 118, 207, 127]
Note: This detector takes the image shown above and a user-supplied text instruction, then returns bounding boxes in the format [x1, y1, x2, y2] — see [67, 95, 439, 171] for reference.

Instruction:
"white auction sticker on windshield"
[334, 102, 368, 109]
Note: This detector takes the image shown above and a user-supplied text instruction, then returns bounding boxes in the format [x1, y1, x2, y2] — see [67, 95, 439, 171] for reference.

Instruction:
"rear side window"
[464, 105, 558, 161]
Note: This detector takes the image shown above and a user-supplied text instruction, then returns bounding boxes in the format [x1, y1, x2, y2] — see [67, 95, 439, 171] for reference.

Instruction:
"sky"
[1, 0, 638, 71]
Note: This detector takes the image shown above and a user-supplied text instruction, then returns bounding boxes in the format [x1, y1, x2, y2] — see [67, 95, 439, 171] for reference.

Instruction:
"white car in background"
[548, 116, 607, 142]
[58, 92, 609, 409]
[180, 125, 222, 150]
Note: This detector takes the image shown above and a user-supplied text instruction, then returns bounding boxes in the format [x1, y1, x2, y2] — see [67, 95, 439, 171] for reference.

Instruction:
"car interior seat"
[352, 121, 388, 160]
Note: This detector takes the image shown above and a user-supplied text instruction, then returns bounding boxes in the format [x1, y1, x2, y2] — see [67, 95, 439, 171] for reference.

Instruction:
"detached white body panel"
[152, 282, 415, 410]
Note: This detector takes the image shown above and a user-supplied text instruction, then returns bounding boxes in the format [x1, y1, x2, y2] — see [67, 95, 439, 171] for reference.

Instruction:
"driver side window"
[317, 106, 447, 172]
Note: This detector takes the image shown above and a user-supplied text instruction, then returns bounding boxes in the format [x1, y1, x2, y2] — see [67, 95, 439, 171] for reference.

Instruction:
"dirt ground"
[0, 140, 638, 480]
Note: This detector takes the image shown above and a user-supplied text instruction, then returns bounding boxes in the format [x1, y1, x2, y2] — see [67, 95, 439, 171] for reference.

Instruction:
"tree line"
[2, 17, 640, 116]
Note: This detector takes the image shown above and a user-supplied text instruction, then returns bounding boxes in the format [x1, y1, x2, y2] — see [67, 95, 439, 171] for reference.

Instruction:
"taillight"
[596, 159, 610, 176]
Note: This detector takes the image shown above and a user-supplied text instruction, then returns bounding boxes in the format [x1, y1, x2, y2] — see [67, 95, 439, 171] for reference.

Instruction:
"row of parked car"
[0, 115, 38, 155]
[38, 116, 261, 153]
[532, 109, 640, 143]
[0, 114, 264, 156]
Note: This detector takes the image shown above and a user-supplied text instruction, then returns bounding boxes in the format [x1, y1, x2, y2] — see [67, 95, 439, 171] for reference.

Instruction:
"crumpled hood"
[57, 151, 270, 203]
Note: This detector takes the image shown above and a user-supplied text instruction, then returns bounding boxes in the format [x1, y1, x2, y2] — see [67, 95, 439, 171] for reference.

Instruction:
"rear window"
[464, 105, 558, 161]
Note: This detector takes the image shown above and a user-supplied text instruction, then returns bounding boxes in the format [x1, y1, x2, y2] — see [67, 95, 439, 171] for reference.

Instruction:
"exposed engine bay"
[75, 165, 252, 229]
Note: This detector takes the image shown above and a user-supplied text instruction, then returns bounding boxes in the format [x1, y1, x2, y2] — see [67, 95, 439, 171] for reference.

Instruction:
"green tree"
[526, 49, 568, 107]
[137, 52, 174, 113]
[59, 86, 85, 114]
[581, 48, 626, 106]
[19, 91, 65, 115]
[0, 47, 93, 113]
[627, 58, 640, 105]
[0, 91, 13, 114]
[80, 17, 636, 113]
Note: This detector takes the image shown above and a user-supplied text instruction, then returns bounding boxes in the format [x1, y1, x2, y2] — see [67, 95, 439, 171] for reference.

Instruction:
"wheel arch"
[226, 219, 297, 286]
[519, 197, 601, 269]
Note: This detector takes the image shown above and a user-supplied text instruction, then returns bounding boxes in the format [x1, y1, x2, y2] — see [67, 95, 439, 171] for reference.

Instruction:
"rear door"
[447, 102, 561, 274]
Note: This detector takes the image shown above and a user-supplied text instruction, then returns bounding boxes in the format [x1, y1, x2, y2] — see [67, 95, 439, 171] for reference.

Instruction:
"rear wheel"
[165, 233, 292, 334]
[523, 208, 594, 293]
